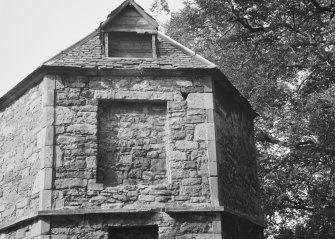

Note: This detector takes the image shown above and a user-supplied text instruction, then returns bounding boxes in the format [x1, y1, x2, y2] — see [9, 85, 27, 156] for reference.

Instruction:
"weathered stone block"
[88, 180, 104, 191]
[180, 185, 202, 196]
[32, 168, 53, 194]
[181, 178, 202, 186]
[43, 90, 55, 107]
[55, 107, 75, 125]
[194, 123, 215, 141]
[170, 151, 187, 161]
[187, 93, 214, 109]
[39, 190, 52, 210]
[43, 75, 57, 91]
[42, 107, 55, 127]
[41, 146, 53, 169]
[67, 124, 96, 135]
[55, 178, 87, 189]
[138, 195, 155, 202]
[175, 141, 198, 150]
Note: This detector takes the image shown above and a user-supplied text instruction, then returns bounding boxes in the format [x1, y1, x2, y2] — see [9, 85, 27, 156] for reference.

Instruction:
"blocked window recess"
[108, 225, 159, 239]
[98, 101, 167, 187]
[108, 32, 155, 58]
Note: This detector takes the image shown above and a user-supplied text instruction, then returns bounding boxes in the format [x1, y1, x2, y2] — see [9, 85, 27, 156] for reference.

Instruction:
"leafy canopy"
[160, 0, 335, 237]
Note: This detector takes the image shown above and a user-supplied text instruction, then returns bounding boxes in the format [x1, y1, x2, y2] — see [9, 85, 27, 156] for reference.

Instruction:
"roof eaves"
[158, 32, 216, 68]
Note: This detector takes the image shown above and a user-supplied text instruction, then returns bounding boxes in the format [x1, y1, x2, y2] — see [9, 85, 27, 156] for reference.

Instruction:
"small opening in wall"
[108, 225, 159, 239]
[181, 92, 189, 100]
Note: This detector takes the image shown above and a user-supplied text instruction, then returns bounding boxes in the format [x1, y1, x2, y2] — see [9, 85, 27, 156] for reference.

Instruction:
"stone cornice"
[0, 207, 265, 232]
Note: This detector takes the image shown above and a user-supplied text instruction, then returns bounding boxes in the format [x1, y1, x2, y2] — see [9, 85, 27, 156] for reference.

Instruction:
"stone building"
[0, 0, 264, 238]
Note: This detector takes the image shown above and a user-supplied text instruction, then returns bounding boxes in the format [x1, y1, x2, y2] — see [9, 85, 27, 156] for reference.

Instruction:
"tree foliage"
[162, 0, 335, 237]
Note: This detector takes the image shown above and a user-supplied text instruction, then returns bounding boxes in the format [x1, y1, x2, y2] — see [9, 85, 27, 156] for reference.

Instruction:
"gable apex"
[100, 0, 158, 33]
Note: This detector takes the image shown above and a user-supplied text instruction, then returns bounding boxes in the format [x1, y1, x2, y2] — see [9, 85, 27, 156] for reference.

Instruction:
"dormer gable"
[100, 0, 159, 58]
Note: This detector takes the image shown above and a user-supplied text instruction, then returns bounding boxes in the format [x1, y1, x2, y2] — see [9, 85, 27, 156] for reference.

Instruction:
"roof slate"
[44, 31, 212, 70]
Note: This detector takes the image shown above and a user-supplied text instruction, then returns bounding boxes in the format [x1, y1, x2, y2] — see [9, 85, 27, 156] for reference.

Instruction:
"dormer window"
[100, 0, 159, 59]
[106, 32, 157, 58]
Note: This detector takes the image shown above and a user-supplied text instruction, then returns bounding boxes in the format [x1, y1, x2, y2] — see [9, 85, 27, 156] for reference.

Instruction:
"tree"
[162, 0, 335, 237]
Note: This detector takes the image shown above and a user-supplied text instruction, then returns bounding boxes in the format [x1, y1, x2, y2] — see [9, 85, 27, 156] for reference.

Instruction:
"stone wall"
[53, 75, 214, 210]
[0, 84, 43, 224]
[50, 213, 216, 239]
[214, 81, 261, 217]
[98, 101, 167, 186]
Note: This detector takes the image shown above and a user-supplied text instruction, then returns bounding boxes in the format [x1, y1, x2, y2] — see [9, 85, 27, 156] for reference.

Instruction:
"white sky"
[0, 0, 184, 97]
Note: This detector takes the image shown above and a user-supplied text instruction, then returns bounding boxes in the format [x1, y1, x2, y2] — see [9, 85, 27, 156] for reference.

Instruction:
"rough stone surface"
[52, 75, 212, 210]
[98, 101, 167, 186]
[214, 81, 262, 217]
[0, 84, 43, 224]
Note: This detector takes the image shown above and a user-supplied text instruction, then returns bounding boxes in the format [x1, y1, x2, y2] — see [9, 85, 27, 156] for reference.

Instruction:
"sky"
[0, 0, 184, 97]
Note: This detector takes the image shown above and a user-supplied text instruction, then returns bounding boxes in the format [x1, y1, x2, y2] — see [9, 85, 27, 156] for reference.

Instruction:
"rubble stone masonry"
[0, 72, 263, 238]
[53, 75, 214, 210]
[0, 84, 43, 224]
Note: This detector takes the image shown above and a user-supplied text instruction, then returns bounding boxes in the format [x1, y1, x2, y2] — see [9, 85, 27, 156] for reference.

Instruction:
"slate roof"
[44, 31, 214, 70]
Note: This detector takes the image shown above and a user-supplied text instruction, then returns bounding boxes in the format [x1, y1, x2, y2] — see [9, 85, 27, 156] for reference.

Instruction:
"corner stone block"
[206, 109, 215, 123]
[43, 75, 57, 91]
[39, 190, 52, 210]
[42, 90, 55, 107]
[32, 168, 53, 194]
[194, 123, 215, 141]
[42, 107, 55, 127]
[31, 219, 50, 236]
[41, 146, 53, 169]
[45, 126, 54, 146]
[209, 161, 218, 176]
[203, 76, 213, 93]
[210, 177, 220, 207]
[37, 127, 54, 148]
[212, 214, 223, 239]
[187, 93, 214, 109]
[207, 141, 217, 163]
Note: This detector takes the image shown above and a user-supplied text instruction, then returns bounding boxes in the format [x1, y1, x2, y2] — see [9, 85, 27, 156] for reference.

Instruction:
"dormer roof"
[100, 0, 158, 34]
